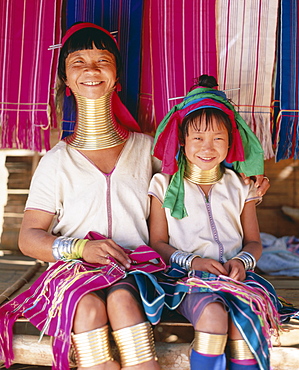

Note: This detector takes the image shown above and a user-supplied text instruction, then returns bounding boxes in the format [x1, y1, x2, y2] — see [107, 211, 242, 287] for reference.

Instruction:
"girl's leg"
[190, 302, 228, 370]
[72, 293, 120, 370]
[107, 277, 160, 370]
[228, 318, 259, 370]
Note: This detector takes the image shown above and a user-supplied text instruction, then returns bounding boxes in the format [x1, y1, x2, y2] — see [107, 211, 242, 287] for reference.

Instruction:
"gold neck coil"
[184, 159, 224, 185]
[71, 325, 114, 367]
[229, 339, 255, 360]
[112, 321, 157, 367]
[65, 90, 129, 150]
[193, 331, 228, 355]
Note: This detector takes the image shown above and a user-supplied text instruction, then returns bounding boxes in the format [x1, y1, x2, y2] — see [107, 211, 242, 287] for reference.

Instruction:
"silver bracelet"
[52, 236, 79, 260]
[231, 250, 256, 271]
[170, 250, 200, 271]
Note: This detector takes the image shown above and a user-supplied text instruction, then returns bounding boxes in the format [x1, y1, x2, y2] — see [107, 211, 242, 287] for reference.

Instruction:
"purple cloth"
[0, 243, 166, 369]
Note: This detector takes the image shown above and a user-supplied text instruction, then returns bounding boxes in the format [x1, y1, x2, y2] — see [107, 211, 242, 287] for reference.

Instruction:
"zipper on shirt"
[197, 185, 225, 263]
[104, 173, 113, 239]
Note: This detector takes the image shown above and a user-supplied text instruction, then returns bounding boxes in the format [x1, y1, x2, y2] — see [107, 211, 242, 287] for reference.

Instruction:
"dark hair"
[180, 75, 232, 145]
[190, 74, 218, 91]
[180, 108, 233, 147]
[57, 26, 122, 81]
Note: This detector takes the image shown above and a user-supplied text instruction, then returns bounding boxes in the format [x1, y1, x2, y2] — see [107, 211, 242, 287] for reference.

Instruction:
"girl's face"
[184, 117, 229, 170]
[65, 45, 117, 100]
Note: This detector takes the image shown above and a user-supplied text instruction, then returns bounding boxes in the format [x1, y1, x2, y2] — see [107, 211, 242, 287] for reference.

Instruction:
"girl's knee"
[195, 302, 228, 333]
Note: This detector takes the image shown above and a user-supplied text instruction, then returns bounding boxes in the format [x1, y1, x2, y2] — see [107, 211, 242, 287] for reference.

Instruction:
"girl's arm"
[149, 196, 228, 276]
[224, 200, 262, 280]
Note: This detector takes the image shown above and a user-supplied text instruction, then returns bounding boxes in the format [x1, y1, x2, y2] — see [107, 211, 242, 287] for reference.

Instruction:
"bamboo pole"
[0, 261, 42, 305]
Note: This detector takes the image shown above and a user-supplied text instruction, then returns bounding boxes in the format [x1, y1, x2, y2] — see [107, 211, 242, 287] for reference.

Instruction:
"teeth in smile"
[83, 81, 101, 85]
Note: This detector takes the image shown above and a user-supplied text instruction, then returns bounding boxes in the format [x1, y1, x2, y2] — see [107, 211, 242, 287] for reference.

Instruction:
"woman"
[17, 23, 161, 370]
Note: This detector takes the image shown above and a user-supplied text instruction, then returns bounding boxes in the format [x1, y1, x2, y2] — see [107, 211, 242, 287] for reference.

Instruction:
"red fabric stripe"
[138, 0, 218, 133]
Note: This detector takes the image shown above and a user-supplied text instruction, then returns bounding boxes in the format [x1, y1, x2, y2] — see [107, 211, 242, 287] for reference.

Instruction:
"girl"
[148, 75, 296, 370]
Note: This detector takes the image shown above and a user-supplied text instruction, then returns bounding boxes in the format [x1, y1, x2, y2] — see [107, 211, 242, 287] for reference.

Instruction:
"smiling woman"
[0, 23, 162, 370]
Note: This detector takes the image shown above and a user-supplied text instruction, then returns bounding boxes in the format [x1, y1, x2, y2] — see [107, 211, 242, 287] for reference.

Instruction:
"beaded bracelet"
[231, 250, 256, 271]
[170, 250, 200, 271]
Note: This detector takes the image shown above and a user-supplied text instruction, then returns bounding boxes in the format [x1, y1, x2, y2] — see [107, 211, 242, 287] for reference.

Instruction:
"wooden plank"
[257, 208, 299, 237]
[7, 334, 299, 370]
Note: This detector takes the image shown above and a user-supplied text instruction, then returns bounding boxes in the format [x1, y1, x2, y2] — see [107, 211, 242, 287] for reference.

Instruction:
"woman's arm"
[224, 200, 262, 280]
[148, 196, 175, 264]
[19, 210, 131, 268]
[19, 210, 57, 262]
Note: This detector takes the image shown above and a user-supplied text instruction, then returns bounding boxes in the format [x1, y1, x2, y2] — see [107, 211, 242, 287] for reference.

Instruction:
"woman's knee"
[73, 293, 107, 333]
[107, 289, 145, 329]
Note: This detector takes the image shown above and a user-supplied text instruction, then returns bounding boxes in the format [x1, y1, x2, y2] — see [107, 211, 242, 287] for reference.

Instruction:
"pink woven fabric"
[138, 0, 218, 134]
[0, 0, 62, 151]
[0, 239, 166, 369]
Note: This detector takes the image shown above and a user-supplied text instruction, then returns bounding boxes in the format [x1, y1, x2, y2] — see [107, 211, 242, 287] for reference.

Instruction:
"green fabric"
[162, 149, 187, 219]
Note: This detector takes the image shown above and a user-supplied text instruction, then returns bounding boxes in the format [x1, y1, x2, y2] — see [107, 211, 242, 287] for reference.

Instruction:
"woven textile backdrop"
[1, 0, 297, 160]
[216, 0, 279, 160]
[274, 0, 299, 161]
[138, 0, 218, 134]
[0, 0, 62, 151]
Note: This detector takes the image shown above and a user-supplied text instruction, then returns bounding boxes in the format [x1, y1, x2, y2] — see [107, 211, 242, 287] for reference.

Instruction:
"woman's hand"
[240, 173, 270, 196]
[82, 239, 131, 270]
[223, 259, 246, 281]
[191, 257, 228, 276]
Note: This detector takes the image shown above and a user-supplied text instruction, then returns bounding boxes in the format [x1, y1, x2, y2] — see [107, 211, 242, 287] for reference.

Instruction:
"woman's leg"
[107, 278, 160, 370]
[228, 318, 259, 370]
[72, 293, 120, 370]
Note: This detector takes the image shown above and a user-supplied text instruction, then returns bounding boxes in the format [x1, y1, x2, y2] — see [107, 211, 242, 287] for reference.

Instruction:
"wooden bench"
[0, 256, 299, 369]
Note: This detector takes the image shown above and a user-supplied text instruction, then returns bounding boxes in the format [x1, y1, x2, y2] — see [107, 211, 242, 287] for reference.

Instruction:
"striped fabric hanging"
[61, 0, 143, 138]
[274, 0, 299, 161]
[216, 0, 279, 159]
[0, 0, 62, 151]
[138, 0, 218, 134]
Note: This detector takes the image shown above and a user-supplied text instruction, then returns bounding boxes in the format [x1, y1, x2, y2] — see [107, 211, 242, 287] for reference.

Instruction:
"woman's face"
[65, 45, 117, 99]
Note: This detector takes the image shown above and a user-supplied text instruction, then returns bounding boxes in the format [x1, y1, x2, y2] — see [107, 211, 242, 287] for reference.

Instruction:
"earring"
[115, 82, 121, 92]
[65, 86, 71, 97]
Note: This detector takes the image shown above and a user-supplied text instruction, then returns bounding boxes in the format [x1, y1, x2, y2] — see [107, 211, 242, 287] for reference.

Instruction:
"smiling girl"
[148, 75, 287, 370]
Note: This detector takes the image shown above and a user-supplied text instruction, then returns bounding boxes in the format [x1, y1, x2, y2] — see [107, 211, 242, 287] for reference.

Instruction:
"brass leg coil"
[229, 339, 255, 360]
[112, 321, 158, 367]
[71, 325, 114, 367]
[193, 331, 228, 355]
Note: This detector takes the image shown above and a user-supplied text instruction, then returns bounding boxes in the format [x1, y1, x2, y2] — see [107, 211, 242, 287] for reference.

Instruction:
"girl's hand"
[223, 259, 246, 281]
[82, 239, 131, 270]
[192, 257, 228, 276]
